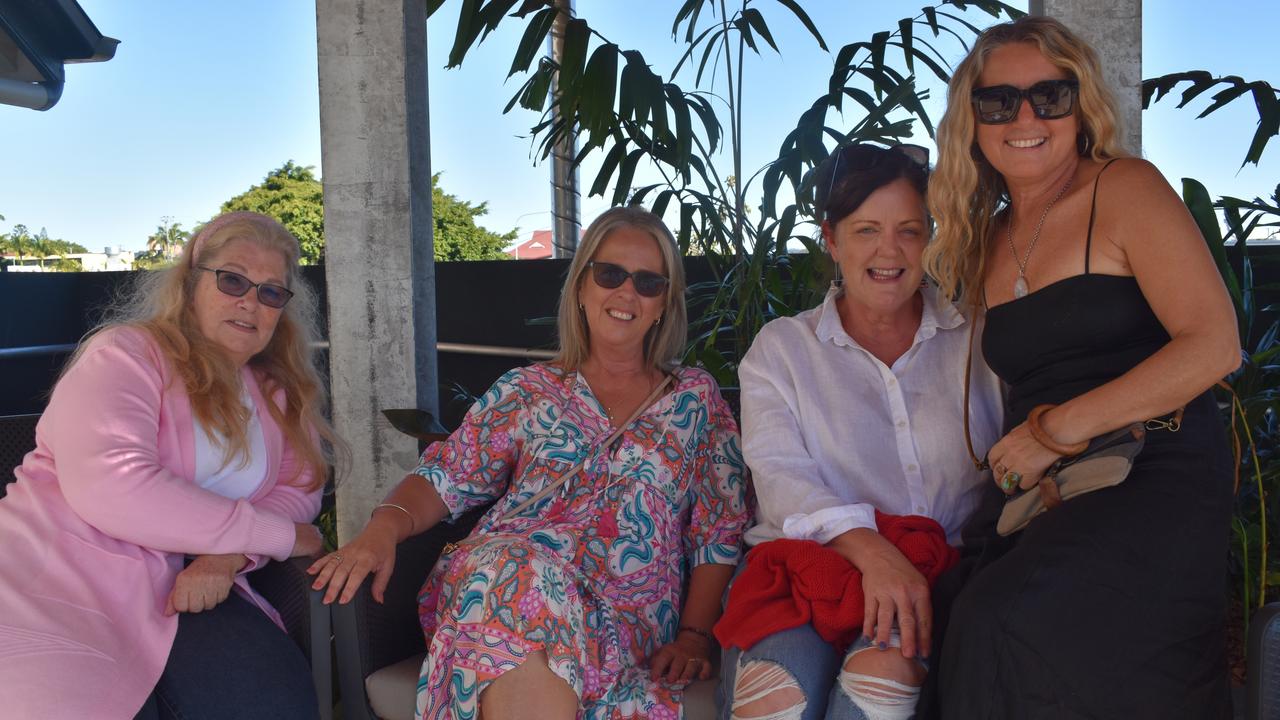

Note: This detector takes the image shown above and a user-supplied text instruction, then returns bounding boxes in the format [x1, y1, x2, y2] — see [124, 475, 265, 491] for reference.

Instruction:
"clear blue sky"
[1, 1, 1276, 254]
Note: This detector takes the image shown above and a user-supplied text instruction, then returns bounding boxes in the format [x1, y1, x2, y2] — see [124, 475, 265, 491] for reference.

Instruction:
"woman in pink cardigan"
[0, 212, 341, 719]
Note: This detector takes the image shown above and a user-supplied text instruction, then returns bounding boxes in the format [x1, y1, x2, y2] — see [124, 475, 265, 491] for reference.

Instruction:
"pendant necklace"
[1007, 173, 1074, 299]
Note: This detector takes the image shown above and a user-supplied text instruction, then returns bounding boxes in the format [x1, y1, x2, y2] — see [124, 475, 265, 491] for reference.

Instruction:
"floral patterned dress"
[412, 364, 749, 720]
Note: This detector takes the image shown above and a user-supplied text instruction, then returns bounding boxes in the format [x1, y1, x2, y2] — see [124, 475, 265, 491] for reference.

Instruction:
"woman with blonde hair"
[0, 211, 339, 719]
[312, 206, 748, 720]
[924, 16, 1238, 717]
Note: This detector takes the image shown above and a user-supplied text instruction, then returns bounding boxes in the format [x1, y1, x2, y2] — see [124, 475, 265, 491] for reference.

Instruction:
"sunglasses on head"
[198, 266, 294, 309]
[586, 261, 669, 298]
[971, 78, 1079, 124]
[825, 143, 930, 210]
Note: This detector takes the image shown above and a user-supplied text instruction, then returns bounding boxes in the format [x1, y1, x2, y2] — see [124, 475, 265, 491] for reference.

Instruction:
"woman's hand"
[830, 528, 932, 658]
[291, 522, 324, 558]
[987, 421, 1063, 494]
[164, 553, 245, 615]
[648, 631, 714, 685]
[306, 518, 399, 605]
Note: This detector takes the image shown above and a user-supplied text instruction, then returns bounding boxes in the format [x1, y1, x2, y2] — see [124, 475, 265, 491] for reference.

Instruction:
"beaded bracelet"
[1027, 404, 1088, 457]
[678, 626, 714, 644]
[372, 502, 416, 533]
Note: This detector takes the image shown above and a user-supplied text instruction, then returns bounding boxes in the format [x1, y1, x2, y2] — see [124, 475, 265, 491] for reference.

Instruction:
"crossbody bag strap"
[497, 372, 675, 523]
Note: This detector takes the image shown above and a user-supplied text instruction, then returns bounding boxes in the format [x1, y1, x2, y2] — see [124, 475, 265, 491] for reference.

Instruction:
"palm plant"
[435, 0, 1022, 382]
[145, 217, 190, 261]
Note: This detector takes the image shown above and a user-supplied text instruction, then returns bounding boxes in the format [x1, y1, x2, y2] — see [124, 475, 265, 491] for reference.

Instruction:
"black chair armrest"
[1248, 602, 1280, 720]
[334, 505, 489, 720]
[248, 557, 333, 720]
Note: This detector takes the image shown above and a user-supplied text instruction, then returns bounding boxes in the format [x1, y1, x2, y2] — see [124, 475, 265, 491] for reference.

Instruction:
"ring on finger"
[999, 471, 1021, 492]
[331, 553, 344, 564]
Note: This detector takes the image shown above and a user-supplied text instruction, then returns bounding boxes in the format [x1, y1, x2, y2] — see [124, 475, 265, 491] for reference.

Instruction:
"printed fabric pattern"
[412, 364, 748, 720]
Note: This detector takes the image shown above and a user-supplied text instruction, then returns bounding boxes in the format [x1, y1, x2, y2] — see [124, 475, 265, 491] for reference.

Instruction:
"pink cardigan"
[0, 327, 322, 719]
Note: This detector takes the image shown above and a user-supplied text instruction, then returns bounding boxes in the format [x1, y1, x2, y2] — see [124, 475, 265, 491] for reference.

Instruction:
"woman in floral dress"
[312, 207, 749, 720]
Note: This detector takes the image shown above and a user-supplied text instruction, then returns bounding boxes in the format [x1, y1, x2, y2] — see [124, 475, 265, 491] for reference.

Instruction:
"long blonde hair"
[924, 16, 1129, 307]
[74, 212, 341, 490]
[553, 207, 688, 372]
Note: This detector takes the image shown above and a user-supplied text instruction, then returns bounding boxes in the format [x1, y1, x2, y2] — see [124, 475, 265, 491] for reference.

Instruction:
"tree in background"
[220, 161, 326, 264]
[145, 217, 191, 261]
[214, 161, 515, 263]
[432, 172, 517, 261]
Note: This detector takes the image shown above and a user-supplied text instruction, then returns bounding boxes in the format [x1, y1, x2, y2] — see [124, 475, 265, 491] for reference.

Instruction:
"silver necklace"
[1007, 174, 1074, 299]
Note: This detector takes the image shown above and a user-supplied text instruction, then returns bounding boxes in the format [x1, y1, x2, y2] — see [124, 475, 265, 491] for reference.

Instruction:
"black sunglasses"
[586, 261, 669, 298]
[971, 79, 1079, 124]
[825, 143, 930, 209]
[198, 266, 294, 309]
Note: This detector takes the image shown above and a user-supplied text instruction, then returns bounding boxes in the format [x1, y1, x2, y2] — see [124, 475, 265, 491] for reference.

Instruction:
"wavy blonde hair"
[924, 15, 1130, 307]
[554, 207, 688, 372]
[75, 212, 342, 490]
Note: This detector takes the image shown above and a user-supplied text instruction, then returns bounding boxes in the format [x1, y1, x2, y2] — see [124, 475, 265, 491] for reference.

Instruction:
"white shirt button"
[916, 505, 926, 513]
[897, 420, 907, 428]
[907, 464, 917, 472]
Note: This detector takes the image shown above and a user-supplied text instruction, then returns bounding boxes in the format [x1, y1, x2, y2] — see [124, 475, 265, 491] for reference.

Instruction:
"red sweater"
[714, 512, 958, 652]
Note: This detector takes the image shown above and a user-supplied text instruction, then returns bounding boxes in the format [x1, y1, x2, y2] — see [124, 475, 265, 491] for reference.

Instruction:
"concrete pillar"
[1030, 0, 1142, 155]
[316, 0, 437, 542]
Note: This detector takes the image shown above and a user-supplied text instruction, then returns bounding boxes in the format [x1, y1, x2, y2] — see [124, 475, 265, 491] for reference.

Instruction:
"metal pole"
[548, 0, 581, 258]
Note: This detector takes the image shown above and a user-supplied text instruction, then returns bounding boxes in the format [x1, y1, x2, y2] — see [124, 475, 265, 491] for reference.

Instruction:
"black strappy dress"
[937, 162, 1234, 719]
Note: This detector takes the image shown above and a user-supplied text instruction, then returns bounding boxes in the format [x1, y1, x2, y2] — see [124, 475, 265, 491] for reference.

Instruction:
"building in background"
[507, 230, 554, 260]
[2, 246, 135, 272]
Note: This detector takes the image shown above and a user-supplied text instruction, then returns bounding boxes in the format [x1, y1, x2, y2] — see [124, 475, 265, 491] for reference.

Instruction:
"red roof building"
[508, 230, 554, 260]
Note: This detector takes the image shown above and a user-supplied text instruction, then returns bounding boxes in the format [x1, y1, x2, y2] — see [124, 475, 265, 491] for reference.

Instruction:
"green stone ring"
[1000, 471, 1022, 492]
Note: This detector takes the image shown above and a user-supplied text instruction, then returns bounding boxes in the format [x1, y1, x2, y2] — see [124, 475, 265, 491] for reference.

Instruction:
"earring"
[578, 303, 584, 311]
[1076, 131, 1091, 156]
[654, 316, 662, 325]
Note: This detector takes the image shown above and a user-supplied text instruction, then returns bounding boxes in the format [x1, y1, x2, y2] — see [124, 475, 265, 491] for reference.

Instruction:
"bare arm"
[649, 563, 735, 684]
[828, 528, 931, 658]
[991, 159, 1241, 486]
[307, 473, 451, 605]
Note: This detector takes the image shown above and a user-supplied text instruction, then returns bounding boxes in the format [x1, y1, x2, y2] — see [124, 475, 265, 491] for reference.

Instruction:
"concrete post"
[1030, 0, 1142, 155]
[316, 0, 437, 542]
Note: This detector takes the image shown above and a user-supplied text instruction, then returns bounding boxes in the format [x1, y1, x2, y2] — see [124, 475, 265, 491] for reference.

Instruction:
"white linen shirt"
[741, 284, 1003, 547]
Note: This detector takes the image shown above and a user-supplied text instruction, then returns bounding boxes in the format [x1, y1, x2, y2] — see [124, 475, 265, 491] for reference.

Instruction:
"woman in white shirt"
[719, 144, 1002, 720]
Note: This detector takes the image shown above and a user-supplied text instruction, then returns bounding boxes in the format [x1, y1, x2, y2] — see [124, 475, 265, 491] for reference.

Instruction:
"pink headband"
[187, 211, 272, 268]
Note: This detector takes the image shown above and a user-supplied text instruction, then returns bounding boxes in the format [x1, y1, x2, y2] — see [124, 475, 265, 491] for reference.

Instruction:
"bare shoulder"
[1094, 157, 1177, 203]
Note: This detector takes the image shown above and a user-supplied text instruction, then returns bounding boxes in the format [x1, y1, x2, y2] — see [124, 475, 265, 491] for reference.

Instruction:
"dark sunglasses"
[825, 143, 930, 209]
[586, 261, 669, 298]
[198, 266, 294, 309]
[970, 79, 1079, 124]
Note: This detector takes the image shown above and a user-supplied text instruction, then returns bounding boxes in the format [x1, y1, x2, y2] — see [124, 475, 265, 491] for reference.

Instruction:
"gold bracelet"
[1026, 404, 1088, 457]
[372, 502, 416, 533]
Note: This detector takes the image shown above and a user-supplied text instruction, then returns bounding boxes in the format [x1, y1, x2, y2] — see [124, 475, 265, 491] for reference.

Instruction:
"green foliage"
[216, 162, 516, 264]
[220, 161, 327, 265]
[1143, 72, 1279, 168]
[1186, 178, 1280, 633]
[0, 221, 87, 270]
[434, 0, 1023, 383]
[432, 174, 518, 261]
[145, 217, 191, 262]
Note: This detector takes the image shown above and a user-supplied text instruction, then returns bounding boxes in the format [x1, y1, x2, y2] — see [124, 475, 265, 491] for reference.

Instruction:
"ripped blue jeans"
[718, 624, 925, 720]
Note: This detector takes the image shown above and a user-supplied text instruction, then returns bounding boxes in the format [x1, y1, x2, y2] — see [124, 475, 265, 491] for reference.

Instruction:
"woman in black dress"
[923, 16, 1240, 719]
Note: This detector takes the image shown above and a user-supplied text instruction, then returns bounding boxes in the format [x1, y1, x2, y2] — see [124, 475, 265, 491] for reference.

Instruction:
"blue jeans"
[719, 624, 924, 720]
[133, 592, 318, 720]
